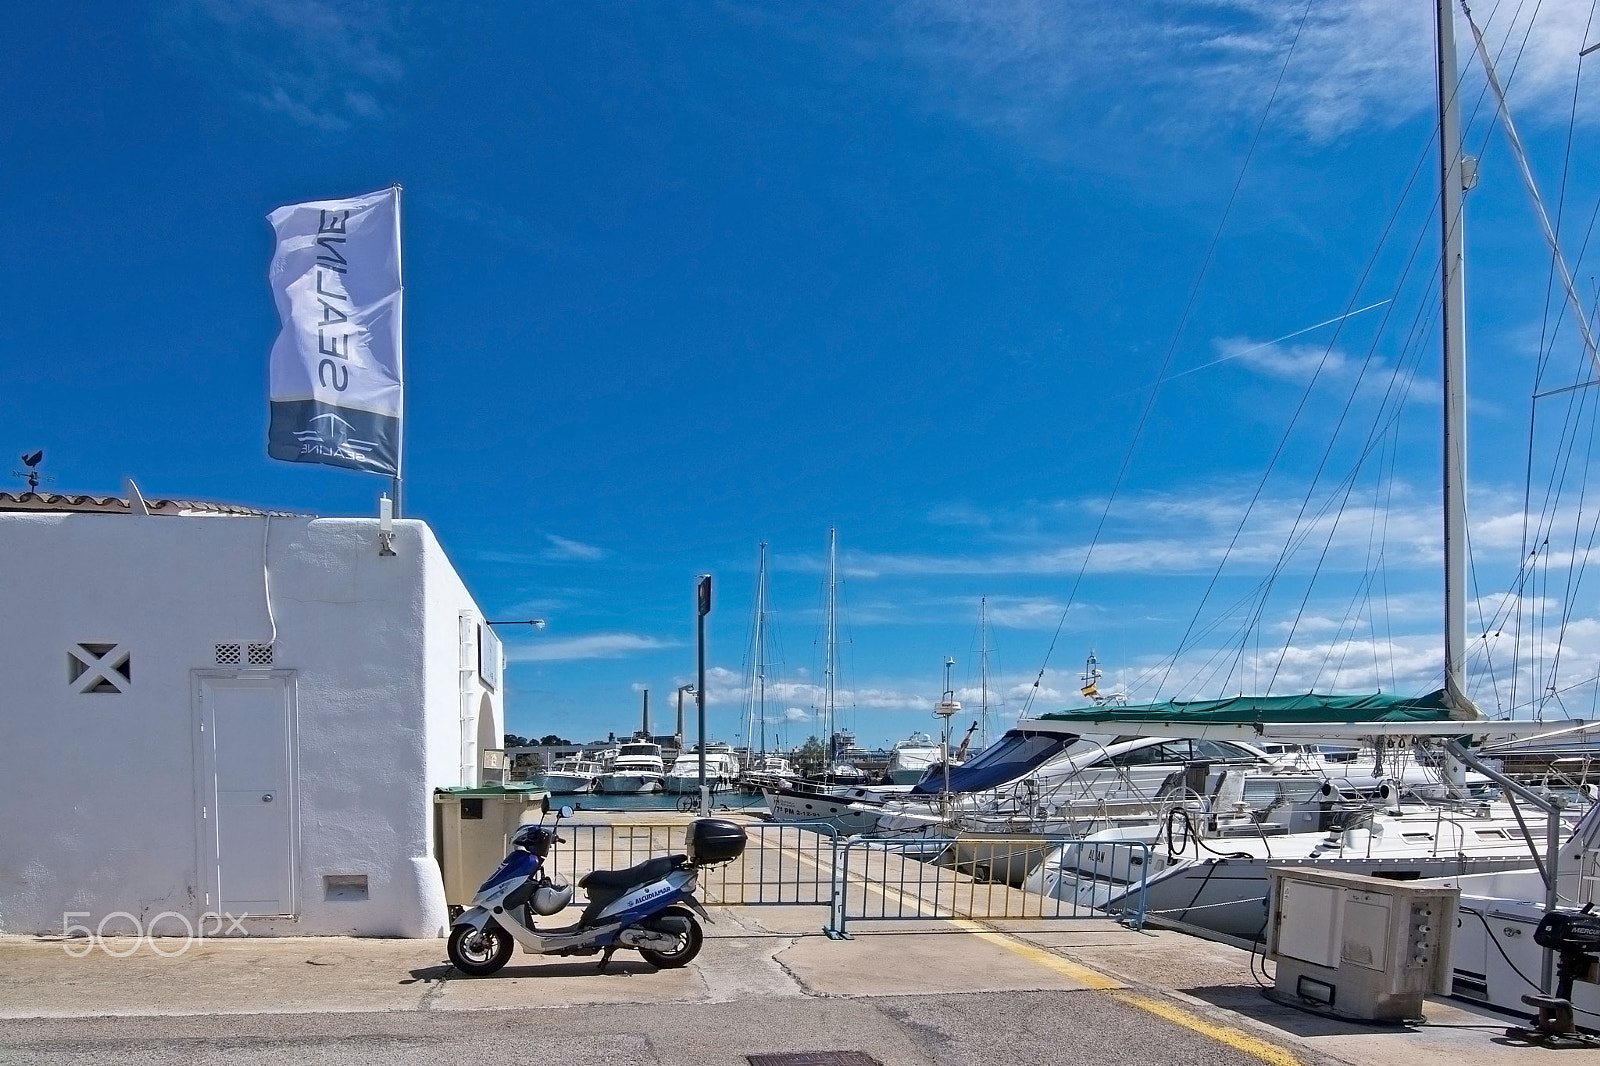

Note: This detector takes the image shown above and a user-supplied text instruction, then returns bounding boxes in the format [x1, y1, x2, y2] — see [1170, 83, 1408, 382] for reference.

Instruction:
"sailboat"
[1016, 0, 1595, 949]
[761, 529, 888, 827]
[736, 542, 799, 792]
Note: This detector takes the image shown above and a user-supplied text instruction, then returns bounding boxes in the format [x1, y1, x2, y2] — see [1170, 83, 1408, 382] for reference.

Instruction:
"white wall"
[0, 511, 498, 938]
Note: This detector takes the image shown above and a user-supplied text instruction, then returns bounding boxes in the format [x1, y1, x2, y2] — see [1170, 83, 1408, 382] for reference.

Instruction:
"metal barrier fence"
[830, 835, 1151, 938]
[542, 820, 1149, 940]
[549, 820, 839, 907]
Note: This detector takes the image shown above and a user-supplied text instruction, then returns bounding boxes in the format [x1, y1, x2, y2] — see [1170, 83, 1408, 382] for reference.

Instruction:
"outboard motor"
[1505, 908, 1600, 1047]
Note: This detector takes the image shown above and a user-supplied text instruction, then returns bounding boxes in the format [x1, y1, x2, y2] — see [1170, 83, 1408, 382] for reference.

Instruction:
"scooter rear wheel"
[637, 906, 703, 968]
[448, 924, 514, 976]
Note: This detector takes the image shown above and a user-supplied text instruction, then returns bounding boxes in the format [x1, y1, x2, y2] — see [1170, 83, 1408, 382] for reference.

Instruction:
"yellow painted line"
[949, 919, 1122, 990]
[956, 918, 1300, 1066]
[770, 833, 1301, 1066]
[1108, 991, 1301, 1066]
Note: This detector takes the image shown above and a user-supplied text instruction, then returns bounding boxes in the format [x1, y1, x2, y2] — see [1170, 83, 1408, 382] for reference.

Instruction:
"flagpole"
[391, 181, 405, 517]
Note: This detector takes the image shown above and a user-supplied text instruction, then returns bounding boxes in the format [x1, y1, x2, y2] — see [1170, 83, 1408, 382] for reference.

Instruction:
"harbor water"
[558, 791, 768, 814]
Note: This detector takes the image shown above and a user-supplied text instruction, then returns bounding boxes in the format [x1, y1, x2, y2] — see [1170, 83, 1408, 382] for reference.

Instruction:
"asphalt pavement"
[0, 907, 1545, 1066]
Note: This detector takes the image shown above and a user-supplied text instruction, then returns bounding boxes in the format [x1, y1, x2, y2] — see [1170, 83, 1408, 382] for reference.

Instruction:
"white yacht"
[1417, 795, 1600, 1024]
[594, 741, 665, 794]
[741, 753, 795, 792]
[885, 732, 941, 786]
[535, 755, 602, 794]
[663, 747, 741, 794]
[1024, 796, 1582, 942]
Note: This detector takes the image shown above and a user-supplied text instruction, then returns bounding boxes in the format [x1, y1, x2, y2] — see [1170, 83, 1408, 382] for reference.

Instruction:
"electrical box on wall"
[1267, 865, 1459, 1023]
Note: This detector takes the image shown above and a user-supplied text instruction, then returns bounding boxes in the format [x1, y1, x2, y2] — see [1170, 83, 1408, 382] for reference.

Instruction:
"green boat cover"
[1037, 689, 1455, 726]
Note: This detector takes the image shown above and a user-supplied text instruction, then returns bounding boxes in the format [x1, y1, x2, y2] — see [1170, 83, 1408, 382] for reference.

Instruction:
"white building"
[0, 490, 505, 938]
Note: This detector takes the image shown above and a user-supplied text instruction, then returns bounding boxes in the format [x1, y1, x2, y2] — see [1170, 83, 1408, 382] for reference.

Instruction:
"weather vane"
[11, 450, 52, 492]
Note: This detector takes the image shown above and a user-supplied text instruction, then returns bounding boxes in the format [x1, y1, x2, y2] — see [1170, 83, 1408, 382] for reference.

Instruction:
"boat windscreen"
[908, 730, 1078, 795]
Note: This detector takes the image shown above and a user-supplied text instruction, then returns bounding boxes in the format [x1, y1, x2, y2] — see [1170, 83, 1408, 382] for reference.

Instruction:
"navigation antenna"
[933, 657, 961, 814]
[12, 451, 52, 492]
[1080, 650, 1128, 708]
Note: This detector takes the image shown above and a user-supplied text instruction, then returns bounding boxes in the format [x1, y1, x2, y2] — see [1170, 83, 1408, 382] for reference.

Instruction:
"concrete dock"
[0, 906, 1560, 1066]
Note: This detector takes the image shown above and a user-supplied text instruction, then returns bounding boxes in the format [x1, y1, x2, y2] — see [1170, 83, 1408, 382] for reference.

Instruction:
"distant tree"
[796, 736, 827, 773]
[504, 733, 529, 748]
[539, 733, 571, 746]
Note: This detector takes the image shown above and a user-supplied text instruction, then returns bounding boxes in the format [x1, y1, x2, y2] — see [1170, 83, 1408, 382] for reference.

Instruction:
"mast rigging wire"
[1018, 0, 1317, 716]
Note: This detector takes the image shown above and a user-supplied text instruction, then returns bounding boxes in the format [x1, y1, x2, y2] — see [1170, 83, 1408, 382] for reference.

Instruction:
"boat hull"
[535, 773, 595, 795]
[939, 832, 1054, 887]
[1037, 853, 1539, 942]
[663, 774, 730, 794]
[595, 773, 662, 794]
[762, 786, 883, 834]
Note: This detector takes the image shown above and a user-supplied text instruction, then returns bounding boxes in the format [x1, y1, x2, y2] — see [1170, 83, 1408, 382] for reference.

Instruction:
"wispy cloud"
[887, 0, 1600, 152]
[542, 534, 608, 561]
[471, 534, 610, 566]
[1212, 336, 1438, 405]
[163, 0, 409, 130]
[506, 632, 678, 663]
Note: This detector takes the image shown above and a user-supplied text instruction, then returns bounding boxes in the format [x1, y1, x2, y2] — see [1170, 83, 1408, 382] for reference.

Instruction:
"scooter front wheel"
[637, 906, 704, 968]
[448, 923, 514, 976]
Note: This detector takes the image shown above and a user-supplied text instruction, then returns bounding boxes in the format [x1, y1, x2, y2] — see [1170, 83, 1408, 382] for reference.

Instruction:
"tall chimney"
[641, 688, 650, 738]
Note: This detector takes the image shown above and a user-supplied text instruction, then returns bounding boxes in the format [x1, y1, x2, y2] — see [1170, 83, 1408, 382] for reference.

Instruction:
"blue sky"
[8, 1, 1600, 747]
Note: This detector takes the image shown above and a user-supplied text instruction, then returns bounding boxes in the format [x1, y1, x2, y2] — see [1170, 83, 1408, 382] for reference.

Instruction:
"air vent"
[68, 643, 130, 694]
[216, 643, 274, 667]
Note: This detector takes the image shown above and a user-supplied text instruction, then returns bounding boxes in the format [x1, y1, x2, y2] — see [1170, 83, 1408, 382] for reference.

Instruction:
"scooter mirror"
[541, 795, 550, 814]
[559, 805, 574, 819]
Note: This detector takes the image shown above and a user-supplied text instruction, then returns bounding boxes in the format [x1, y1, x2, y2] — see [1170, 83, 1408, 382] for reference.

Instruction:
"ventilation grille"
[68, 643, 131, 694]
[215, 643, 274, 666]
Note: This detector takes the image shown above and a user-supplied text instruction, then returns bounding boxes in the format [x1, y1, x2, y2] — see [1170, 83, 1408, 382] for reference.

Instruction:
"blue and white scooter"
[446, 799, 747, 976]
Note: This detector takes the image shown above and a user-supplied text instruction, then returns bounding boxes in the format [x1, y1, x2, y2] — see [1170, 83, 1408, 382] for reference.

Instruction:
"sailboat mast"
[978, 597, 991, 749]
[1436, 0, 1475, 721]
[756, 541, 768, 757]
[824, 528, 837, 756]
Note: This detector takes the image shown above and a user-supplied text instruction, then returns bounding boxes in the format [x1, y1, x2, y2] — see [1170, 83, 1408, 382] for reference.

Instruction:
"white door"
[198, 675, 296, 917]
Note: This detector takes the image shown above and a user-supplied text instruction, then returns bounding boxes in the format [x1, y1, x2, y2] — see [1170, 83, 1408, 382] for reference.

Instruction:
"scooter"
[446, 798, 747, 976]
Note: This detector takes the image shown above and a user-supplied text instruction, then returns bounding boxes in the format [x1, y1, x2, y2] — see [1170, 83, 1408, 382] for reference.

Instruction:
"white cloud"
[165, 0, 408, 130]
[888, 0, 1600, 151]
[542, 534, 608, 562]
[1211, 336, 1438, 406]
[470, 536, 609, 567]
[506, 632, 677, 663]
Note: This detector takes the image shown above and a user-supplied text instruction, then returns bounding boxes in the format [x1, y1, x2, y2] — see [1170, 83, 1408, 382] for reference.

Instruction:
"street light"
[697, 575, 712, 817]
[675, 684, 695, 749]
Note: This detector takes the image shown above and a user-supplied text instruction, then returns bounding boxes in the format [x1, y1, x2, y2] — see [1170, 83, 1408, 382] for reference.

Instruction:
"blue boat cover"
[908, 729, 1077, 795]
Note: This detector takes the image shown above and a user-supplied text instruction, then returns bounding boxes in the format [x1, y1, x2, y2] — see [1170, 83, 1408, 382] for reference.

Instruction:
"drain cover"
[747, 1054, 883, 1066]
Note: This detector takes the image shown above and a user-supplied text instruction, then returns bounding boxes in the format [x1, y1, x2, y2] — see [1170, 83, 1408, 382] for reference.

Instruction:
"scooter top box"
[687, 818, 747, 865]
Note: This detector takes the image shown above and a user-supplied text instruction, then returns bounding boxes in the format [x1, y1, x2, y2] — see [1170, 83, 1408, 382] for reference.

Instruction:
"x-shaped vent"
[68, 643, 131, 694]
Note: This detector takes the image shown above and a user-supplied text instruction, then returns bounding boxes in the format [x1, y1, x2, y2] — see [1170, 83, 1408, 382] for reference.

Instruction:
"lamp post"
[697, 575, 712, 817]
[675, 683, 694, 751]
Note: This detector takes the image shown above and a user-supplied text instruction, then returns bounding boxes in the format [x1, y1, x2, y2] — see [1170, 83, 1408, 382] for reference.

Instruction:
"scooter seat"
[579, 854, 687, 891]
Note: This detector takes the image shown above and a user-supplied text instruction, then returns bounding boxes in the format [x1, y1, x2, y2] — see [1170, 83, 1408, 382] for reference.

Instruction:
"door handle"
[262, 793, 274, 803]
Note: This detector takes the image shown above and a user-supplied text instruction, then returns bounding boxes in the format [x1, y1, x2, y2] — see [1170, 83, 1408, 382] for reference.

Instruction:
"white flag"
[266, 188, 403, 475]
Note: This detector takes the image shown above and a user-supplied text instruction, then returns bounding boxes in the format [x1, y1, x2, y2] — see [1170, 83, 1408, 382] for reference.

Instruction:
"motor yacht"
[594, 741, 665, 794]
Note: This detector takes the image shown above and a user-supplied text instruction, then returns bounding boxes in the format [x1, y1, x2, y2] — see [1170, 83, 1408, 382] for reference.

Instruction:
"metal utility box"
[433, 787, 547, 906]
[1267, 866, 1458, 1023]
